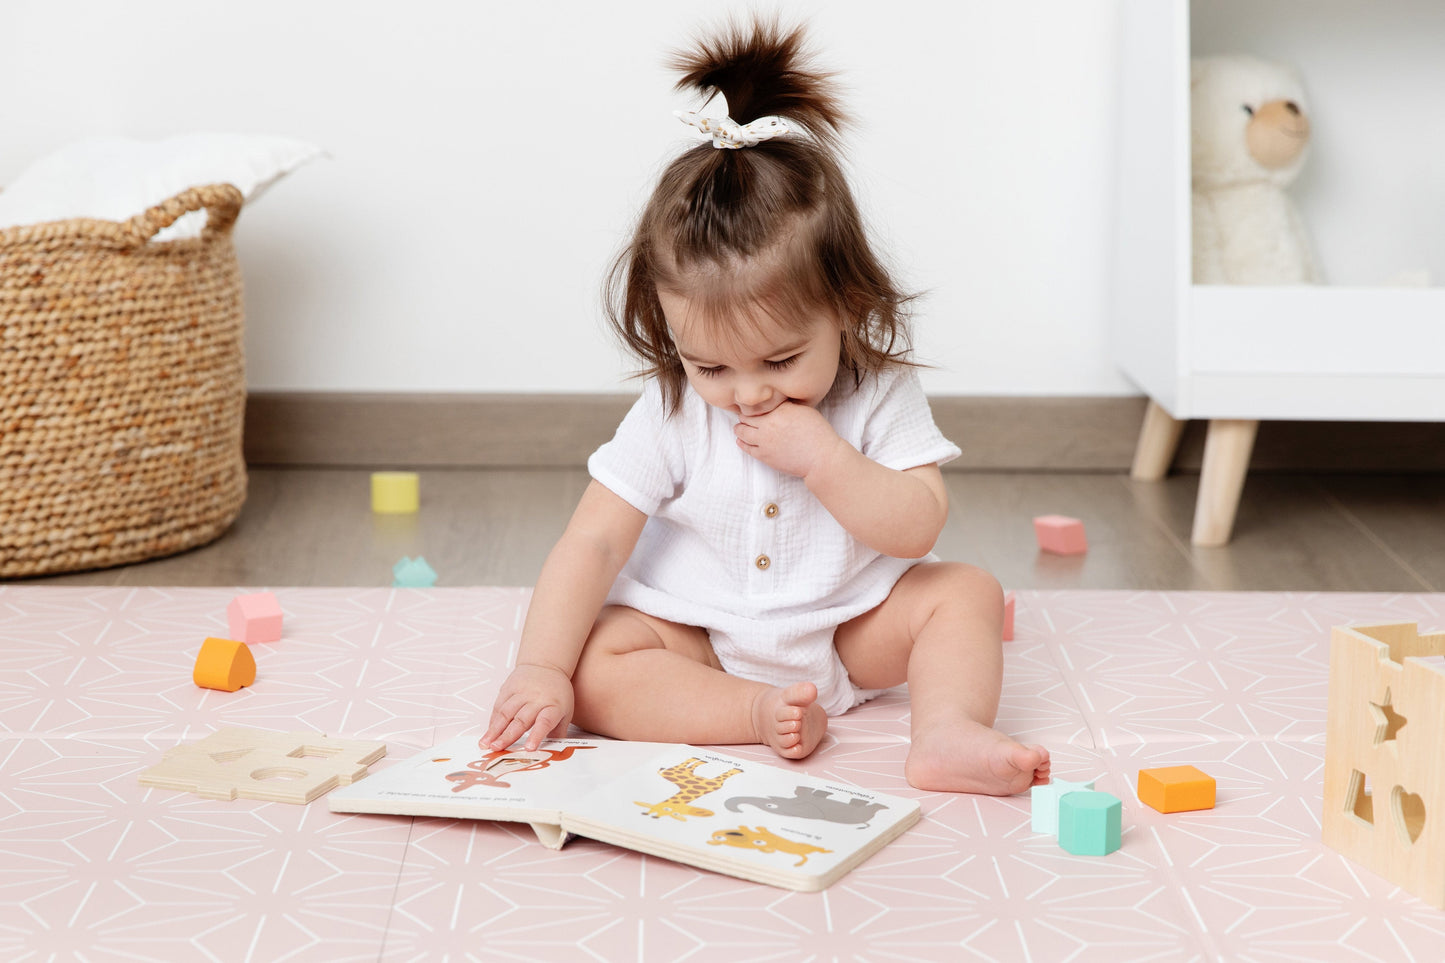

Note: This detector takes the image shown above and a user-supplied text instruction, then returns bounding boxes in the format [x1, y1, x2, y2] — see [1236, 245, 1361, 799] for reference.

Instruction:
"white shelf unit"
[1111, 0, 1445, 544]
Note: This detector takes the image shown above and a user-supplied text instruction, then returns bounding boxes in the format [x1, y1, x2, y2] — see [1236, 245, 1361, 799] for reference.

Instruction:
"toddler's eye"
[695, 364, 726, 378]
[766, 354, 800, 370]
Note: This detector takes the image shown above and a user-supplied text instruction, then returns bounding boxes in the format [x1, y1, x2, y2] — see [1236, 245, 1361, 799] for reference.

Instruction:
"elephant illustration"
[724, 786, 886, 827]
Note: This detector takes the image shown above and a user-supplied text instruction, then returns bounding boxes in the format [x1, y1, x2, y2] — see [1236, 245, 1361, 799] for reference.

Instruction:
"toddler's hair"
[605, 16, 916, 414]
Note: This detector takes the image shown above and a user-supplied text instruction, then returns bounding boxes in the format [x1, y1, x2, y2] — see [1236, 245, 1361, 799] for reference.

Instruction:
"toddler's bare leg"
[570, 606, 827, 760]
[835, 563, 1050, 793]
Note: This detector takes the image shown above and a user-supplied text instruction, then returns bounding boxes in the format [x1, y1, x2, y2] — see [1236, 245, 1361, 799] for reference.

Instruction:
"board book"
[328, 734, 921, 891]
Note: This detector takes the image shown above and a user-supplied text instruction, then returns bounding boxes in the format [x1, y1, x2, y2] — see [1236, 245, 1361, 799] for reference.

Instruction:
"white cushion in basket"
[0, 133, 323, 239]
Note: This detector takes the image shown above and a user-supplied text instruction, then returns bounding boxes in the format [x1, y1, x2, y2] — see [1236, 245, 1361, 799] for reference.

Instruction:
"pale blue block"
[1057, 790, 1122, 856]
[392, 556, 438, 588]
[1030, 777, 1096, 835]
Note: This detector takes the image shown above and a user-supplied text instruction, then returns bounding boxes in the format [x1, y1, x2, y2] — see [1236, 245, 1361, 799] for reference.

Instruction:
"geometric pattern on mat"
[2, 586, 1443, 962]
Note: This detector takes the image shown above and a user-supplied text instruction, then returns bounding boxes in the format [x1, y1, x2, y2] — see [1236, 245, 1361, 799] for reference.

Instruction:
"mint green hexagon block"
[1057, 790, 1121, 856]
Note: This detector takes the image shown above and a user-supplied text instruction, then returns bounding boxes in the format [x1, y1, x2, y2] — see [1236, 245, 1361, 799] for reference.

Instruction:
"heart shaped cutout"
[1391, 786, 1426, 845]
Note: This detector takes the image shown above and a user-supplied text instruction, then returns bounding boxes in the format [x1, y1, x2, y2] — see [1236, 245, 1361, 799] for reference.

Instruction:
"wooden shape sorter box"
[1322, 622, 1445, 909]
[138, 728, 387, 804]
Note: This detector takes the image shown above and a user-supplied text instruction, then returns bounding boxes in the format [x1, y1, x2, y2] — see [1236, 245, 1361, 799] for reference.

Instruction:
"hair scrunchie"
[674, 110, 790, 149]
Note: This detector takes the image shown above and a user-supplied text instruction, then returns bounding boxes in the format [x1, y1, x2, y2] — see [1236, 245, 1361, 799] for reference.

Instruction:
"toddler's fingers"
[526, 706, 565, 749]
[483, 692, 527, 745]
[488, 711, 535, 751]
[481, 708, 513, 747]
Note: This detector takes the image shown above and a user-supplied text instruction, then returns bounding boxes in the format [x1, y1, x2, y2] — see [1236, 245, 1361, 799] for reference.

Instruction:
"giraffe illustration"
[635, 757, 743, 821]
[707, 825, 833, 867]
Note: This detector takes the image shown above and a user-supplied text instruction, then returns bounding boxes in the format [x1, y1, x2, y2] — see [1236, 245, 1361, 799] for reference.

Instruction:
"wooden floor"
[20, 468, 1445, 591]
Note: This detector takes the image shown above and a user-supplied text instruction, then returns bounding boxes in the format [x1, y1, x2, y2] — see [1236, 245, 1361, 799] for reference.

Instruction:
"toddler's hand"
[734, 402, 843, 478]
[483, 663, 575, 751]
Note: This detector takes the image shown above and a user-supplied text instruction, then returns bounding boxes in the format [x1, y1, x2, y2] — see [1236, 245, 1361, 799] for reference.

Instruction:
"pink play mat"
[2, 586, 1442, 961]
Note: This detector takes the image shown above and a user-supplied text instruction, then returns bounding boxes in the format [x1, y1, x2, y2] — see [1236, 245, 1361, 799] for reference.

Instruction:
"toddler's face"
[659, 289, 842, 417]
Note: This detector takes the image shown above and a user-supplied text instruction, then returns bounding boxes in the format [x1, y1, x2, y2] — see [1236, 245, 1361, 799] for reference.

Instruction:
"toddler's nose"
[736, 379, 774, 412]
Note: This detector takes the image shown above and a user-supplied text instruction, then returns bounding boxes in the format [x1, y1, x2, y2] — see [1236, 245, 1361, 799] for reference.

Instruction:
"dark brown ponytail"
[606, 15, 916, 414]
[669, 19, 845, 151]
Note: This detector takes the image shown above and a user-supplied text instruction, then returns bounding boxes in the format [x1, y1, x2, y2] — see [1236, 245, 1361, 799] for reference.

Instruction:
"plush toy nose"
[1246, 99, 1311, 169]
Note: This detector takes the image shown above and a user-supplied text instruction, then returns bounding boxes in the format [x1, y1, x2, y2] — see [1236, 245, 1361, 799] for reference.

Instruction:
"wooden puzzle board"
[3, 586, 1444, 961]
[138, 728, 387, 803]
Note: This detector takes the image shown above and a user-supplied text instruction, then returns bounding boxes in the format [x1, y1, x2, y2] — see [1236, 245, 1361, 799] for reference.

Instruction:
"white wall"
[1, 0, 1135, 396]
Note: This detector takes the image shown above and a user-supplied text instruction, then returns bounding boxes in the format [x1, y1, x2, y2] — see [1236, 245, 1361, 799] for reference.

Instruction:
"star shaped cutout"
[1369, 688, 1408, 745]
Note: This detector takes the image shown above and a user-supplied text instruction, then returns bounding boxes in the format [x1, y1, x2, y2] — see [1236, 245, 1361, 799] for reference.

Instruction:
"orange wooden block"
[1137, 765, 1215, 813]
[193, 637, 256, 692]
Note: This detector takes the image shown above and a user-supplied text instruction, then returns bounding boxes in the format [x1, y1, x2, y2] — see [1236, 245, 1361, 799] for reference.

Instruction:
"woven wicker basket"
[1, 184, 249, 577]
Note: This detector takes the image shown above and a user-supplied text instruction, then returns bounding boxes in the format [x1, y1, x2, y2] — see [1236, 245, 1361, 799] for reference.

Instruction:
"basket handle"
[119, 183, 244, 247]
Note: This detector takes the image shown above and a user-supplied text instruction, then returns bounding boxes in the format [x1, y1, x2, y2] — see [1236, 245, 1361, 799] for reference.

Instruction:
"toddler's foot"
[905, 719, 1050, 794]
[752, 681, 827, 760]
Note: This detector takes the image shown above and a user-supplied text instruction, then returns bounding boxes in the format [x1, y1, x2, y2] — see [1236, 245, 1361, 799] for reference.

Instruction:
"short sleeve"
[857, 367, 962, 471]
[586, 380, 685, 516]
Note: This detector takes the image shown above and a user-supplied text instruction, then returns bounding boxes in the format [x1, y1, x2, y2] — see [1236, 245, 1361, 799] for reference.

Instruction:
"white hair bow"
[674, 110, 790, 149]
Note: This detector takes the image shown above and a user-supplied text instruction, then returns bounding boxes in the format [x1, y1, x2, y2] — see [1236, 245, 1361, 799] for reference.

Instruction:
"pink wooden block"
[1034, 515, 1087, 555]
[1002, 591, 1015, 641]
[227, 592, 283, 643]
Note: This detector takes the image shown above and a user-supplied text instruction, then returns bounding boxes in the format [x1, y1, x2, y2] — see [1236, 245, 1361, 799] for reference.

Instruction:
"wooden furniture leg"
[1191, 419, 1259, 547]
[1130, 400, 1187, 481]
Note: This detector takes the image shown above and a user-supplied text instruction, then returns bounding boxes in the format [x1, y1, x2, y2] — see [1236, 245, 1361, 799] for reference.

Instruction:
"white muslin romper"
[586, 365, 962, 716]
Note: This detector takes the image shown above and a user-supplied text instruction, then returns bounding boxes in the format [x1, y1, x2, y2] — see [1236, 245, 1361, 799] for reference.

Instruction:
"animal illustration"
[635, 757, 743, 821]
[725, 786, 886, 827]
[446, 744, 593, 791]
[707, 825, 833, 867]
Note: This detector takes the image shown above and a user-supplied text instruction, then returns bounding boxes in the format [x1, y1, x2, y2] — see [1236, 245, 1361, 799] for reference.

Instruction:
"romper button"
[763, 502, 779, 518]
[755, 554, 771, 570]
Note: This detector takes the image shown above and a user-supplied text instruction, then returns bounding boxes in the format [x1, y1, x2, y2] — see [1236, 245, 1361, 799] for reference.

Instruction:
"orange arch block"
[193, 637, 256, 692]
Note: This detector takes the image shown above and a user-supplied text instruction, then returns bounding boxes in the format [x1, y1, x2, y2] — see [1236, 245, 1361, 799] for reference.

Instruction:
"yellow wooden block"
[1138, 765, 1215, 813]
[371, 471, 419, 513]
[193, 637, 256, 692]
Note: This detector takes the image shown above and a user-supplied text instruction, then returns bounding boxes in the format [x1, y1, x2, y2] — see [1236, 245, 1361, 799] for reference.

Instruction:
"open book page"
[559, 746, 920, 891]
[327, 735, 670, 849]
[329, 736, 921, 888]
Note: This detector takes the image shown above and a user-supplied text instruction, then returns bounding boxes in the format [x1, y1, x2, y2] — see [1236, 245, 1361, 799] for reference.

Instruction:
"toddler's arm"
[807, 447, 948, 558]
[735, 402, 948, 558]
[482, 480, 647, 750]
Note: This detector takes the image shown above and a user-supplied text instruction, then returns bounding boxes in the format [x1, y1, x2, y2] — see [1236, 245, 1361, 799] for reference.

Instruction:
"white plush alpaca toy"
[1191, 55, 1320, 284]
